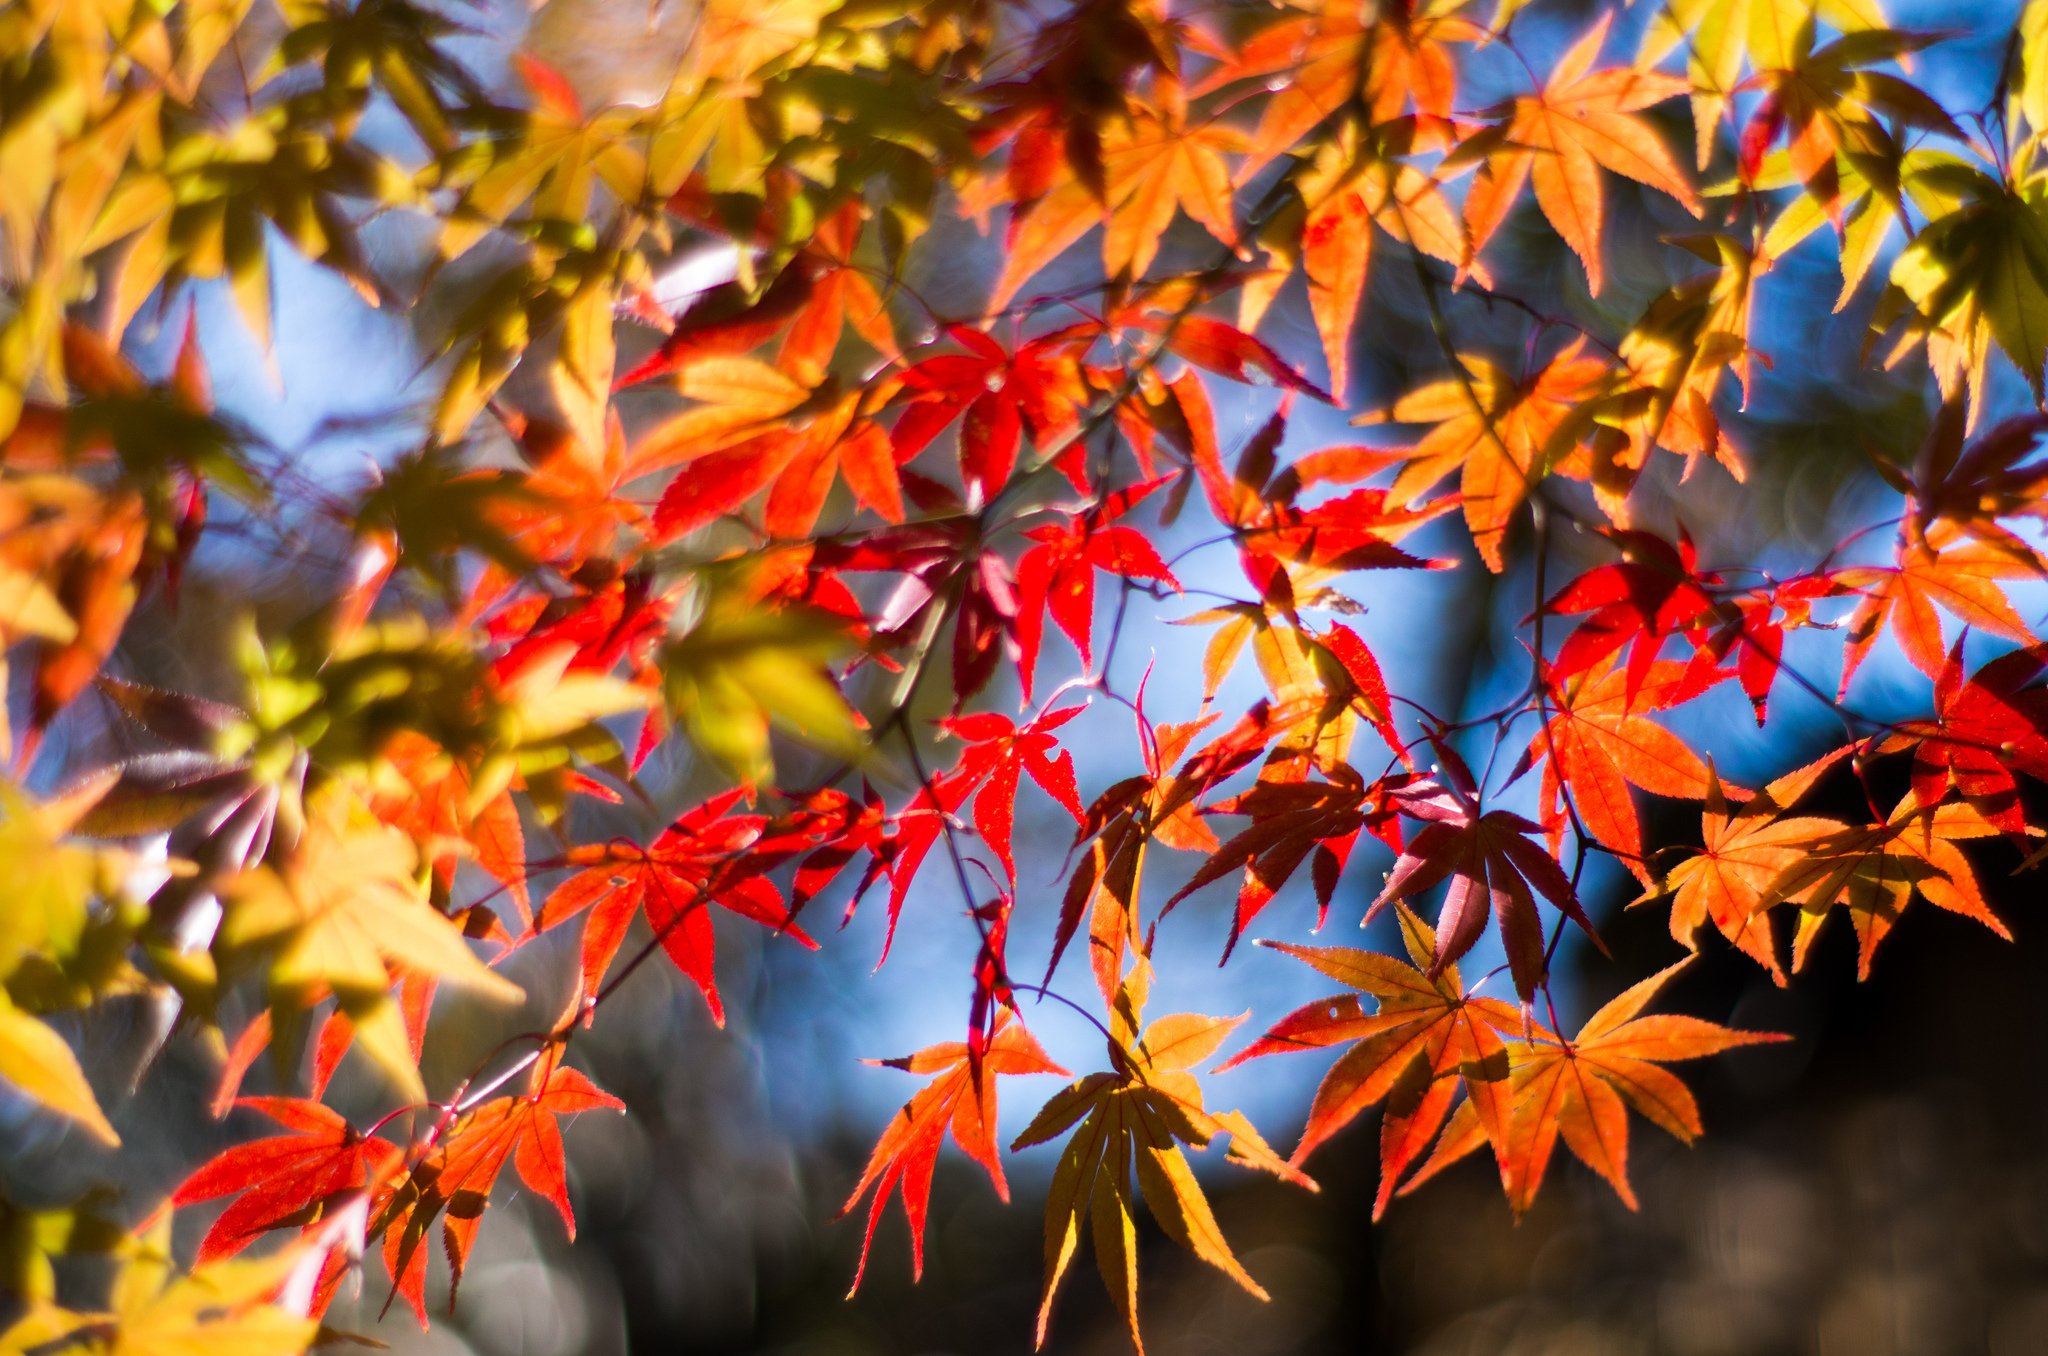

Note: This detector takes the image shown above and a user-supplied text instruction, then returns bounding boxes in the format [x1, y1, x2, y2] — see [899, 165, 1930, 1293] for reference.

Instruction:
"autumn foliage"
[1, 0, 2047, 1350]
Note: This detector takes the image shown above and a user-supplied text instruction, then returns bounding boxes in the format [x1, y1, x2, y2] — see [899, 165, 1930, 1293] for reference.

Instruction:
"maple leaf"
[1095, 90, 1243, 283]
[380, 1050, 625, 1321]
[1642, 747, 1852, 982]
[1052, 702, 1299, 1003]
[1402, 961, 1786, 1213]
[13, 485, 145, 757]
[1759, 793, 2011, 977]
[303, 975, 442, 1111]
[541, 789, 818, 1025]
[1527, 658, 1722, 883]
[617, 206, 895, 391]
[777, 204, 902, 380]
[1886, 166, 2048, 403]
[486, 572, 674, 767]
[938, 706, 1088, 883]
[642, 381, 904, 545]
[986, 89, 1245, 309]
[786, 784, 893, 917]
[2, 1214, 321, 1356]
[1013, 963, 1311, 1354]
[968, 0, 1176, 210]
[964, 890, 1020, 1066]
[0, 995, 121, 1150]
[173, 1097, 404, 1263]
[1464, 16, 1699, 294]
[839, 1014, 1065, 1294]
[371, 732, 532, 926]
[1193, 0, 1481, 177]
[1177, 378, 1448, 588]
[1605, 233, 1761, 486]
[269, 0, 480, 151]
[1539, 529, 1725, 691]
[1166, 606, 1395, 779]
[1012, 476, 1180, 698]
[1163, 764, 1402, 955]
[1365, 747, 1603, 1003]
[1246, 122, 1474, 401]
[216, 809, 524, 1104]
[682, 0, 842, 80]
[444, 412, 641, 608]
[1220, 906, 1520, 1217]
[430, 53, 645, 265]
[1890, 399, 2048, 559]
[870, 783, 959, 959]
[1688, 573, 1842, 724]
[624, 356, 816, 483]
[2023, 0, 2048, 140]
[1318, 622, 1405, 756]
[1734, 28, 1957, 218]
[1833, 524, 2040, 697]
[811, 487, 1056, 710]
[658, 579, 869, 783]
[1373, 342, 1611, 572]
[1640, 0, 1894, 167]
[1877, 639, 2048, 835]
[642, 427, 808, 544]
[0, 780, 128, 1147]
[1136, 314, 1331, 402]
[764, 413, 905, 540]
[1750, 136, 1940, 306]
[889, 325, 1089, 506]
[351, 449, 548, 591]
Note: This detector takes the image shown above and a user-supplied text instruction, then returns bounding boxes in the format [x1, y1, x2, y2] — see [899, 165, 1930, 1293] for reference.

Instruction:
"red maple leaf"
[540, 789, 817, 1024]
[1132, 314, 1330, 402]
[890, 325, 1090, 505]
[1013, 476, 1180, 698]
[1175, 378, 1449, 580]
[938, 705, 1089, 882]
[813, 503, 1024, 706]
[1693, 573, 1842, 723]
[786, 784, 893, 916]
[1165, 765, 1406, 955]
[1881, 639, 2048, 836]
[173, 1097, 404, 1263]
[1539, 529, 1723, 696]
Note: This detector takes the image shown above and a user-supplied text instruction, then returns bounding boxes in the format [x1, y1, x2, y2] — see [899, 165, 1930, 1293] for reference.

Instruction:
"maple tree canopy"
[0, 0, 2045, 1350]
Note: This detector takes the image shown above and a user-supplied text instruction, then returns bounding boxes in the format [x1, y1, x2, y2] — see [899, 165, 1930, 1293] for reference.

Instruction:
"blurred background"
[8, 0, 2046, 1352]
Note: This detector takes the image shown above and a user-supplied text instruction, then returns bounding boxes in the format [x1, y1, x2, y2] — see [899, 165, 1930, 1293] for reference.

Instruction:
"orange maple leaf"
[1193, 0, 1482, 178]
[1833, 524, 2040, 697]
[1219, 907, 1520, 1217]
[1375, 340, 1611, 572]
[1464, 16, 1698, 294]
[381, 1050, 625, 1321]
[1642, 746, 1851, 983]
[1401, 961, 1785, 1213]
[1759, 794, 2011, 978]
[987, 94, 1245, 310]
